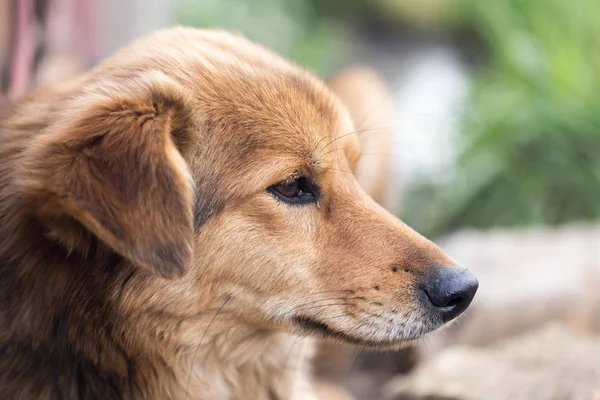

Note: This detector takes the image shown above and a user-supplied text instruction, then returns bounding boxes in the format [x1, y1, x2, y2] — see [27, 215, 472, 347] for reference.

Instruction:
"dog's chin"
[291, 315, 438, 350]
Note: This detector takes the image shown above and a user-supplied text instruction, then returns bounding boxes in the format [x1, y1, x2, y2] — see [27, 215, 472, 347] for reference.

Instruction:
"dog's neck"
[0, 213, 317, 399]
[0, 247, 318, 399]
[183, 326, 317, 400]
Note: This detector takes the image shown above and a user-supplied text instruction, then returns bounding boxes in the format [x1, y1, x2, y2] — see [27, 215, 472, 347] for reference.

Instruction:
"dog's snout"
[420, 266, 478, 322]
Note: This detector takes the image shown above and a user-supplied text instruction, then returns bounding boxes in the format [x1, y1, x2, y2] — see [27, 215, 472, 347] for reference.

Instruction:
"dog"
[0, 28, 478, 399]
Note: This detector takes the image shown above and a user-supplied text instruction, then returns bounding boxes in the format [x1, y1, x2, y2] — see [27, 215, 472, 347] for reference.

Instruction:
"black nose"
[420, 266, 478, 322]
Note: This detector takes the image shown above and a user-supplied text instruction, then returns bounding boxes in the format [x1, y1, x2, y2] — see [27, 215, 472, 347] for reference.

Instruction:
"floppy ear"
[20, 73, 196, 279]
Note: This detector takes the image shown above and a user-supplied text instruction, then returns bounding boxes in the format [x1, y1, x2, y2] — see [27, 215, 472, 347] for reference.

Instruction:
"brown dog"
[0, 28, 478, 400]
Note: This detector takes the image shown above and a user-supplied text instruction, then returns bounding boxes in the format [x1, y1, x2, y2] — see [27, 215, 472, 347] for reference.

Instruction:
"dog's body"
[0, 28, 477, 399]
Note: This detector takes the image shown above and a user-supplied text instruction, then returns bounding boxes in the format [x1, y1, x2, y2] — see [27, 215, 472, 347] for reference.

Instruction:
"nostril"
[445, 295, 463, 309]
[423, 288, 464, 309]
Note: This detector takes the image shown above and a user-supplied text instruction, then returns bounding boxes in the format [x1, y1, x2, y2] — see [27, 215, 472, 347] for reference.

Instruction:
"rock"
[383, 323, 600, 400]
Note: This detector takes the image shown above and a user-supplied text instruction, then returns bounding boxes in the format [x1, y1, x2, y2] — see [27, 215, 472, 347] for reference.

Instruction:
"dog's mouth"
[292, 315, 421, 348]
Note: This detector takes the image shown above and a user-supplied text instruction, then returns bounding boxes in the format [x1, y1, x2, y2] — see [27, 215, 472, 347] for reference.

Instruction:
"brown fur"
[0, 28, 464, 399]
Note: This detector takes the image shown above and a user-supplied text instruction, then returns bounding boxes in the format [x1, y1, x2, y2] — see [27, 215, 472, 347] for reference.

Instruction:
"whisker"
[280, 302, 350, 317]
[299, 289, 355, 296]
[344, 313, 381, 340]
[359, 151, 403, 158]
[319, 146, 405, 160]
[275, 335, 304, 385]
[312, 133, 335, 155]
[288, 296, 352, 309]
[318, 146, 360, 160]
[346, 305, 390, 321]
[346, 347, 365, 381]
[289, 295, 364, 310]
[319, 127, 393, 153]
[185, 296, 230, 399]
[277, 297, 353, 318]
[319, 313, 351, 321]
[318, 166, 364, 178]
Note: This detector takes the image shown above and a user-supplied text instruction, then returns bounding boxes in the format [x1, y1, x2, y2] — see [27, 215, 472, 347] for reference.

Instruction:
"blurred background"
[2, 0, 599, 399]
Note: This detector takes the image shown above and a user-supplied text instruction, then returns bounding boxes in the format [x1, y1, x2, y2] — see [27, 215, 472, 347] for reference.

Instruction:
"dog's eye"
[269, 177, 318, 205]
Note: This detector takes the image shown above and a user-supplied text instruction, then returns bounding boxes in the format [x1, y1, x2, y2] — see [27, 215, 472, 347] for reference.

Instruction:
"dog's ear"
[21, 73, 196, 279]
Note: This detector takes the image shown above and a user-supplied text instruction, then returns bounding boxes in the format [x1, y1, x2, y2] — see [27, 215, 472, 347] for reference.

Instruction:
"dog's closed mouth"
[293, 315, 334, 334]
[292, 315, 396, 347]
[293, 315, 364, 343]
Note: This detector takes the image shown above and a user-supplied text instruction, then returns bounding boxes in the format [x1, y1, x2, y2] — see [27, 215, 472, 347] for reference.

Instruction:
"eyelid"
[281, 172, 302, 184]
[269, 171, 302, 189]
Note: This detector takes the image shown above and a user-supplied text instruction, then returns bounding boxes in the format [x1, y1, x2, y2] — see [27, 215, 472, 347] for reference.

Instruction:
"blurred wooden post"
[7, 0, 35, 100]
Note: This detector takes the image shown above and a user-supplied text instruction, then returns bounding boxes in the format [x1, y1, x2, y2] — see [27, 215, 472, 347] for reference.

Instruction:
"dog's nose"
[420, 266, 478, 322]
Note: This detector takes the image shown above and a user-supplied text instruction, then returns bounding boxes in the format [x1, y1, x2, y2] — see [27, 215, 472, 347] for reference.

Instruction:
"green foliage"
[403, 0, 600, 236]
[172, 0, 349, 75]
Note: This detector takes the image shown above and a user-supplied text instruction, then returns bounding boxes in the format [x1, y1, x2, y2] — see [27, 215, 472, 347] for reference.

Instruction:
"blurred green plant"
[403, 0, 600, 236]
[370, 0, 464, 31]
[172, 0, 350, 75]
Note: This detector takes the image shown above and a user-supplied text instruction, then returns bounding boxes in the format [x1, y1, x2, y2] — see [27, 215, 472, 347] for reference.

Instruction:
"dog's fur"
[0, 28, 462, 399]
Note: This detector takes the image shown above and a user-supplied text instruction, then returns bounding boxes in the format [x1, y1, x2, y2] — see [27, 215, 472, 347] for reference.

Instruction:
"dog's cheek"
[193, 205, 319, 295]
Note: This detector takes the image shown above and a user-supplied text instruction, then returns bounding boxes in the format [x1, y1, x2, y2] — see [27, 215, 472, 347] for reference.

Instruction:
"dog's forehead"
[104, 28, 355, 164]
[195, 68, 351, 162]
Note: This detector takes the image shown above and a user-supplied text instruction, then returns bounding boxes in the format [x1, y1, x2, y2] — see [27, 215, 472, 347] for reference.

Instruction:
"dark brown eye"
[274, 179, 301, 198]
[269, 177, 318, 205]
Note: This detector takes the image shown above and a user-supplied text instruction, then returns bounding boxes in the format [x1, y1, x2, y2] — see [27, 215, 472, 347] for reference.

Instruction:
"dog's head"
[19, 29, 477, 349]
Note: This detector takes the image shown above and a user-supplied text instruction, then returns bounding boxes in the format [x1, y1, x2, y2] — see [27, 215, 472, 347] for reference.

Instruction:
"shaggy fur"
[0, 28, 466, 399]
